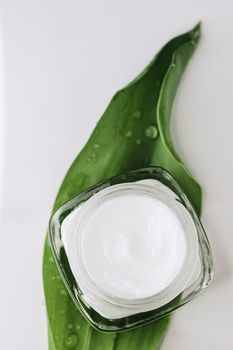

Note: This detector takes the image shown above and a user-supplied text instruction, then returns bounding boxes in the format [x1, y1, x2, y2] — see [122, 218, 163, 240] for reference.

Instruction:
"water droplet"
[171, 63, 176, 68]
[49, 256, 54, 263]
[68, 324, 73, 330]
[57, 276, 62, 281]
[125, 130, 132, 138]
[86, 157, 91, 163]
[144, 125, 158, 139]
[64, 333, 79, 348]
[60, 289, 67, 296]
[136, 139, 141, 145]
[132, 110, 141, 119]
[93, 143, 100, 149]
[51, 276, 56, 280]
[76, 325, 80, 331]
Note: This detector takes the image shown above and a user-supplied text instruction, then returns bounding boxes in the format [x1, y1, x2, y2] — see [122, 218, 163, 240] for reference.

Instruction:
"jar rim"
[67, 180, 199, 311]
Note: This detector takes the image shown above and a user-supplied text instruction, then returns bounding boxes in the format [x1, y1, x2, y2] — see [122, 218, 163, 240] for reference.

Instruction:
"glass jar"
[49, 167, 214, 332]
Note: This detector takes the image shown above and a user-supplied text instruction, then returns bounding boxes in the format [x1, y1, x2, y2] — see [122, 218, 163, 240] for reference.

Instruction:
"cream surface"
[80, 192, 187, 299]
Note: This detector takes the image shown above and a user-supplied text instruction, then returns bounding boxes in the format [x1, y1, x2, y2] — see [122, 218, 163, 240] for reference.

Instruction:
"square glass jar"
[49, 166, 214, 332]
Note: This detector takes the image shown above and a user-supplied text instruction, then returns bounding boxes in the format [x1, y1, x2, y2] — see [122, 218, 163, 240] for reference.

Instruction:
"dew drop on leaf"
[136, 139, 141, 145]
[132, 110, 141, 119]
[49, 256, 54, 263]
[64, 333, 79, 348]
[93, 143, 100, 149]
[125, 130, 132, 138]
[144, 125, 158, 139]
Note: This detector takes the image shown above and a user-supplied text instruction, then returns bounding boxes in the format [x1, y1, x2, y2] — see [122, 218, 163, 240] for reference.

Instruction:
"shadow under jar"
[49, 167, 214, 332]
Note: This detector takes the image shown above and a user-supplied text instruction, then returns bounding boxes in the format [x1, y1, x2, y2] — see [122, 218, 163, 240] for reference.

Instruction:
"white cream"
[61, 180, 199, 319]
[81, 193, 186, 299]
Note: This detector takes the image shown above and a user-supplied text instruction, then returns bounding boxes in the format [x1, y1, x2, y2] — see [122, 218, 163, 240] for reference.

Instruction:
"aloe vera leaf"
[43, 23, 201, 350]
[155, 32, 201, 214]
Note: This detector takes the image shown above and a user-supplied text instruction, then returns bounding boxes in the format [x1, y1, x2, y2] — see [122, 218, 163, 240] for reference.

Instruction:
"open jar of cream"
[49, 167, 213, 332]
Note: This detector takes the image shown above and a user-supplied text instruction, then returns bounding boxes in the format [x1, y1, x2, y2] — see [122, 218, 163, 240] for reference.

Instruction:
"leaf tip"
[190, 21, 201, 43]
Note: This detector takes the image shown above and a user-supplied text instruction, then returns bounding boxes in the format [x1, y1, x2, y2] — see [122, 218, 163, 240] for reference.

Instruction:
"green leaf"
[43, 23, 202, 350]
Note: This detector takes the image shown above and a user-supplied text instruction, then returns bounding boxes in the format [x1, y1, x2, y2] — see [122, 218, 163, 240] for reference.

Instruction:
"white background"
[0, 1, 233, 349]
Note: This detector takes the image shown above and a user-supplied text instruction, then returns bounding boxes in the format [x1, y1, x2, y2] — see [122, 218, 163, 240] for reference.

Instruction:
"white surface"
[0, 0, 232, 349]
[80, 190, 187, 300]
